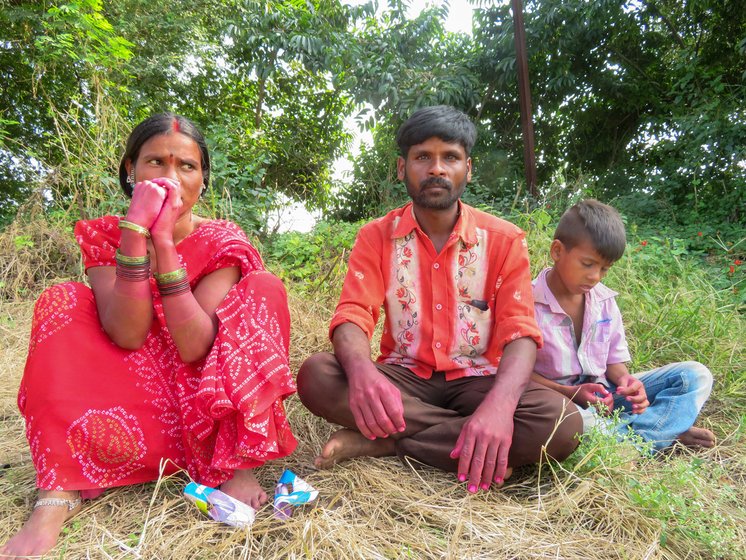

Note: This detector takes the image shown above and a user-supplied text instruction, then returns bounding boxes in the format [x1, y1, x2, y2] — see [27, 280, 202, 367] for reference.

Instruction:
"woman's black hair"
[118, 113, 210, 197]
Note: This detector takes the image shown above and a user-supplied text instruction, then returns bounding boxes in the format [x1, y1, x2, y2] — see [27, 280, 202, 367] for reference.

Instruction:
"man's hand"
[347, 362, 406, 440]
[450, 404, 513, 492]
[572, 383, 614, 415]
[615, 374, 648, 414]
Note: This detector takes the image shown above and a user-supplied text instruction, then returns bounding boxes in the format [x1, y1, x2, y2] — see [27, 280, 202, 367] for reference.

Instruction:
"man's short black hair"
[396, 105, 477, 158]
[554, 199, 627, 262]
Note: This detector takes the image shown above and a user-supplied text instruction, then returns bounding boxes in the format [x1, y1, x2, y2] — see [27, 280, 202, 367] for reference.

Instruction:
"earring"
[200, 183, 206, 192]
[128, 170, 135, 185]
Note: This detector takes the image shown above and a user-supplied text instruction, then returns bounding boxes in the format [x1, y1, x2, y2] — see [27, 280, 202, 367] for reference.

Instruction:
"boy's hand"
[572, 383, 613, 415]
[615, 375, 649, 414]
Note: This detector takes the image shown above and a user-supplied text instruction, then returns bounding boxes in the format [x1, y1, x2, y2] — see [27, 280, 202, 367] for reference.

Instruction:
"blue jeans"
[578, 361, 713, 451]
[612, 361, 713, 450]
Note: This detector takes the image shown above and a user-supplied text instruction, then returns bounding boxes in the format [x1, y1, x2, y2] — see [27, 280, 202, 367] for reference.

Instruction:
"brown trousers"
[297, 353, 582, 472]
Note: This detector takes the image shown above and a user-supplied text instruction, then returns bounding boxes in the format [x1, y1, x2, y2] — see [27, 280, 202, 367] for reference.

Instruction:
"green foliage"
[472, 0, 746, 228]
[626, 458, 740, 555]
[0, 0, 362, 225]
[264, 220, 363, 296]
[3, 0, 744, 237]
[0, 0, 133, 218]
[326, 122, 406, 221]
[564, 422, 743, 558]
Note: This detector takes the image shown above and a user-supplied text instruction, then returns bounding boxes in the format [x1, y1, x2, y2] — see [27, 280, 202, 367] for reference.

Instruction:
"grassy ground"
[0, 213, 744, 559]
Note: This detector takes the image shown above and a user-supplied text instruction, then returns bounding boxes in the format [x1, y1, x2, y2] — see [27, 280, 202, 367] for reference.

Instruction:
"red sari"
[18, 216, 297, 495]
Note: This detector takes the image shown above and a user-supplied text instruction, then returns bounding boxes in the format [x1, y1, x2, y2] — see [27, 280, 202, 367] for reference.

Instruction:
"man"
[298, 105, 581, 493]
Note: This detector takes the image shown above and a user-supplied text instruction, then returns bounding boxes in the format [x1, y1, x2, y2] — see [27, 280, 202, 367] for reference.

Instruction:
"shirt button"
[433, 263, 440, 269]
[435, 342, 442, 349]
[435, 304, 443, 310]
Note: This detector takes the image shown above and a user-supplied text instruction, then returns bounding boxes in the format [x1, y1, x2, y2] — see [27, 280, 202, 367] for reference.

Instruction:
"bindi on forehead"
[171, 119, 180, 133]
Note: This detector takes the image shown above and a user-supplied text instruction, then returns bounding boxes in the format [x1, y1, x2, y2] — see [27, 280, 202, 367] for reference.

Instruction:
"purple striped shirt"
[532, 267, 630, 386]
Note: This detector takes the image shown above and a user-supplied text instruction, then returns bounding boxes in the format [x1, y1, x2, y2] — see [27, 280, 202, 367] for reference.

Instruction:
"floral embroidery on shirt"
[354, 271, 364, 280]
[457, 241, 478, 279]
[392, 233, 419, 355]
[513, 290, 522, 301]
[458, 317, 480, 357]
[452, 229, 491, 367]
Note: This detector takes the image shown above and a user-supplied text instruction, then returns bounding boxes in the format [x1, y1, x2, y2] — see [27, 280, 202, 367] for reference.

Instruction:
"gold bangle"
[115, 249, 150, 266]
[119, 219, 151, 238]
[155, 268, 187, 284]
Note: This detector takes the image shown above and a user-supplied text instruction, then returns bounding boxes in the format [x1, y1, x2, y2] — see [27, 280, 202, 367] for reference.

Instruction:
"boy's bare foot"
[676, 426, 716, 448]
[0, 490, 81, 559]
[314, 428, 396, 469]
[220, 469, 267, 510]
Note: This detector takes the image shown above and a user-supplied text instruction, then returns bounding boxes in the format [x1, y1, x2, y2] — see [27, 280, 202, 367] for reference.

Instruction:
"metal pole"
[511, 0, 538, 198]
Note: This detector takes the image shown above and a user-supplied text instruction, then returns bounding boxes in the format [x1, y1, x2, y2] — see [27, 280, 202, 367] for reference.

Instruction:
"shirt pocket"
[591, 319, 612, 343]
[455, 296, 494, 356]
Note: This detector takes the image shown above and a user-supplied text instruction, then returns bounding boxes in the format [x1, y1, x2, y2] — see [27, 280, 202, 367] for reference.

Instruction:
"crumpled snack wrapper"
[273, 469, 319, 519]
[184, 482, 256, 529]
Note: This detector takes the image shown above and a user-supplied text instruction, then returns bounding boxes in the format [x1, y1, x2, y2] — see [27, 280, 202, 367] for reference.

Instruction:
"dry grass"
[0, 203, 82, 302]
[1, 229, 745, 558]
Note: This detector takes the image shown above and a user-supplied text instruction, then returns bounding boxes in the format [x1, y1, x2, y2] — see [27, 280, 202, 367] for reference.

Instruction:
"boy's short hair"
[554, 199, 626, 262]
[396, 105, 477, 158]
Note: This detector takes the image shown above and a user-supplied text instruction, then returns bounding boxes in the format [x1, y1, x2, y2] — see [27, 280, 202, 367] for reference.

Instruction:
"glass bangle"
[115, 249, 150, 266]
[155, 268, 187, 284]
[119, 219, 151, 238]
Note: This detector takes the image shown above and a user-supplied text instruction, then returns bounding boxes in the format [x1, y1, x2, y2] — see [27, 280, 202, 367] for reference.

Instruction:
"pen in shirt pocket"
[470, 299, 489, 311]
[597, 318, 611, 324]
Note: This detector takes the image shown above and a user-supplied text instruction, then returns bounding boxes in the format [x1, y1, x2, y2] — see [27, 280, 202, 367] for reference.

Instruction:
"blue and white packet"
[273, 469, 319, 519]
[184, 482, 257, 529]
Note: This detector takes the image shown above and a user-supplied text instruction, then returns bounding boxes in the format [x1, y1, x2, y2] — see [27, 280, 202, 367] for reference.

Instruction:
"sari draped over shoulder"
[18, 216, 297, 493]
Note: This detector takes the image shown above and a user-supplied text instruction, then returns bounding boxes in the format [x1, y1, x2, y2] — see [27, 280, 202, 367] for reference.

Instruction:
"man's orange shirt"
[330, 201, 543, 380]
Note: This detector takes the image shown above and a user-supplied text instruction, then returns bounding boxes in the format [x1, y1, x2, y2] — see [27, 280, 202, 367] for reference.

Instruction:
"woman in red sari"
[2, 113, 297, 557]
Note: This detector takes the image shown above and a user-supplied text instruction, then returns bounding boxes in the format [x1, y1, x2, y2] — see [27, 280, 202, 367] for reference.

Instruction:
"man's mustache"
[419, 177, 452, 190]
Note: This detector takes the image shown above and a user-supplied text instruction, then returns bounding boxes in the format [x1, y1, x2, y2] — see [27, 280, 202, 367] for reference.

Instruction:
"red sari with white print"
[18, 216, 297, 496]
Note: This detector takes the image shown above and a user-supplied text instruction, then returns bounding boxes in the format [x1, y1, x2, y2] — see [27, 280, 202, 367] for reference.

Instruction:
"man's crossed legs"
[298, 353, 582, 479]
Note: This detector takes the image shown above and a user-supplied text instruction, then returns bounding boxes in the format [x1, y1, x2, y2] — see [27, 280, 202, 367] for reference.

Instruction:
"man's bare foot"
[493, 466, 513, 489]
[314, 428, 396, 469]
[220, 469, 267, 510]
[0, 490, 81, 559]
[676, 426, 716, 448]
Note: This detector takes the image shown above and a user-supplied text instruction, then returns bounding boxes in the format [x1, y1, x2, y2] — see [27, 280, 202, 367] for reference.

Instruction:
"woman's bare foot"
[676, 426, 716, 448]
[0, 490, 81, 559]
[220, 469, 267, 510]
[314, 428, 396, 469]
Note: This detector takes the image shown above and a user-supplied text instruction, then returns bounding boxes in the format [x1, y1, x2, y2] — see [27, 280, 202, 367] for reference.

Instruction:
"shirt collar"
[533, 266, 619, 311]
[533, 267, 567, 314]
[391, 200, 477, 247]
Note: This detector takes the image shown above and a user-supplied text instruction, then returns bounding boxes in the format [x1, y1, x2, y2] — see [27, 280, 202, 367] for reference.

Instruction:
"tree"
[473, 0, 746, 224]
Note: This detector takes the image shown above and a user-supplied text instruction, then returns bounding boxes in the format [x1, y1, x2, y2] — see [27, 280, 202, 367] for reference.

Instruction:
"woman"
[1, 113, 297, 557]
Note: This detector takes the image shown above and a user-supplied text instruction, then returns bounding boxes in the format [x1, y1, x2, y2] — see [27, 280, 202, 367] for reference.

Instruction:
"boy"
[531, 199, 716, 451]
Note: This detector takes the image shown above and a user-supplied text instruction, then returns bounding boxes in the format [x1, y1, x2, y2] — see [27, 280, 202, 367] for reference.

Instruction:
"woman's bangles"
[115, 250, 190, 297]
[115, 250, 151, 281]
[155, 268, 191, 297]
[118, 219, 151, 238]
